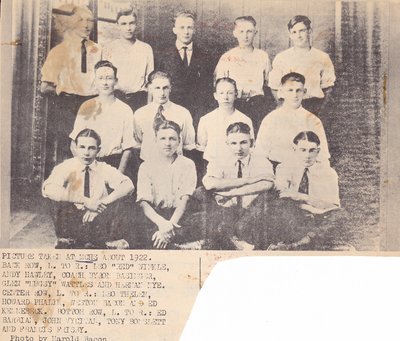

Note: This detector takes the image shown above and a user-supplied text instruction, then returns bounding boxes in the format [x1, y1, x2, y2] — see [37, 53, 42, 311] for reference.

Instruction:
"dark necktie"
[81, 39, 87, 73]
[298, 168, 309, 195]
[182, 46, 189, 68]
[153, 105, 166, 131]
[84, 166, 90, 198]
[237, 160, 243, 208]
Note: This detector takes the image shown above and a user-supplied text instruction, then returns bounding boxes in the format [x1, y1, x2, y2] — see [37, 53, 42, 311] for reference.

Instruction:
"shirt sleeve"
[196, 117, 207, 152]
[202, 160, 224, 185]
[178, 159, 197, 198]
[146, 46, 155, 86]
[320, 53, 336, 89]
[136, 162, 154, 204]
[314, 118, 331, 163]
[317, 166, 340, 206]
[274, 163, 294, 192]
[182, 110, 196, 151]
[264, 52, 272, 83]
[102, 163, 133, 190]
[41, 47, 62, 85]
[214, 54, 227, 81]
[268, 54, 284, 90]
[132, 112, 143, 149]
[121, 108, 135, 151]
[250, 154, 274, 178]
[254, 117, 272, 160]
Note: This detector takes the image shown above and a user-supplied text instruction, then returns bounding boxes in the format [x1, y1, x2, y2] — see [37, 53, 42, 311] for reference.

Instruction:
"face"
[173, 16, 195, 45]
[226, 132, 252, 160]
[233, 20, 257, 48]
[289, 22, 311, 48]
[117, 14, 137, 40]
[95, 66, 117, 96]
[156, 128, 180, 157]
[149, 77, 171, 105]
[214, 81, 236, 108]
[294, 140, 320, 167]
[76, 136, 99, 165]
[280, 80, 306, 109]
[72, 10, 94, 39]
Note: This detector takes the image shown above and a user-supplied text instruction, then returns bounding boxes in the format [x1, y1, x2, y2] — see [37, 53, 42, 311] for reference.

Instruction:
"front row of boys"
[43, 123, 344, 250]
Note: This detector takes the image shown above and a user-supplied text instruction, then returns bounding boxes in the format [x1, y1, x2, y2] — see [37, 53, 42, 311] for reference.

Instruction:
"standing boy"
[214, 16, 271, 133]
[42, 129, 134, 249]
[268, 15, 336, 114]
[256, 72, 330, 171]
[132, 71, 196, 163]
[41, 5, 102, 164]
[157, 10, 214, 129]
[103, 8, 154, 111]
[70, 61, 134, 178]
[202, 122, 274, 249]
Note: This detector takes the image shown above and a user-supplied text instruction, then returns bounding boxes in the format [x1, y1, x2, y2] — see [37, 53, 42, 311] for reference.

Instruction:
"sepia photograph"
[3, 0, 387, 252]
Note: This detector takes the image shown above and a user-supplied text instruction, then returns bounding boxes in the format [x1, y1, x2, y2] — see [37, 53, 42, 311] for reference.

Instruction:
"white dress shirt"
[268, 47, 336, 99]
[176, 41, 193, 65]
[197, 108, 254, 162]
[70, 98, 135, 157]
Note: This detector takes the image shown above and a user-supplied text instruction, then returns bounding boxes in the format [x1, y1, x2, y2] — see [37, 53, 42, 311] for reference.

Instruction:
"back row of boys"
[41, 7, 342, 250]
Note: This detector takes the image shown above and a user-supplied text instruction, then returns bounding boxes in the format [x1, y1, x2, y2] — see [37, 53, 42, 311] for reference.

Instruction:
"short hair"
[94, 60, 118, 78]
[71, 5, 93, 18]
[234, 16, 257, 28]
[226, 122, 251, 136]
[147, 70, 172, 85]
[174, 10, 196, 23]
[214, 77, 238, 94]
[154, 120, 181, 137]
[287, 15, 312, 31]
[281, 72, 305, 86]
[116, 7, 137, 23]
[293, 131, 320, 146]
[75, 129, 101, 147]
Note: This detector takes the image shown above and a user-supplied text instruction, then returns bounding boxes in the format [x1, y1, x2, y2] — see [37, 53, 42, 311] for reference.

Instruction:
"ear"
[172, 26, 177, 35]
[250, 139, 254, 148]
[303, 87, 307, 95]
[213, 92, 218, 101]
[233, 28, 238, 39]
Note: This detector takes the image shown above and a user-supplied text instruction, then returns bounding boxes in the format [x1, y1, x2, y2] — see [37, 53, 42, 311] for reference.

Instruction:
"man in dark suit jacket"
[157, 10, 214, 130]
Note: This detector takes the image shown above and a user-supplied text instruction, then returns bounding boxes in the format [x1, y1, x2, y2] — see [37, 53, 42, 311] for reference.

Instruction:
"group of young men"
[41, 5, 347, 251]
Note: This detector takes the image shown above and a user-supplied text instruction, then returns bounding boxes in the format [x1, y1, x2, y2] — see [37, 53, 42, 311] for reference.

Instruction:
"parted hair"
[174, 10, 197, 23]
[75, 129, 102, 147]
[293, 131, 320, 146]
[154, 120, 182, 137]
[234, 16, 257, 27]
[147, 70, 172, 85]
[226, 122, 251, 136]
[214, 77, 238, 94]
[287, 15, 312, 31]
[116, 8, 137, 23]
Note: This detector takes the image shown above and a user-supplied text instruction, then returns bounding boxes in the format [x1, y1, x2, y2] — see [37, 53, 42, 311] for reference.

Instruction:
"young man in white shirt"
[268, 15, 336, 115]
[256, 72, 331, 172]
[103, 8, 154, 112]
[267, 130, 348, 250]
[214, 16, 271, 133]
[70, 61, 134, 179]
[202, 122, 274, 249]
[136, 120, 202, 249]
[41, 5, 102, 165]
[43, 129, 134, 249]
[132, 71, 196, 163]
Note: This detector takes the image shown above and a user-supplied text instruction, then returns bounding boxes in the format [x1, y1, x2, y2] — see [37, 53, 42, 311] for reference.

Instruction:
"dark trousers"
[53, 201, 133, 249]
[236, 95, 267, 135]
[135, 197, 205, 249]
[262, 197, 349, 250]
[45, 93, 96, 177]
[115, 90, 147, 112]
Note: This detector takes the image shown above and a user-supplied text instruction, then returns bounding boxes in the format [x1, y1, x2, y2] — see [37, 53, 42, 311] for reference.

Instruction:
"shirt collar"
[75, 158, 97, 172]
[235, 154, 251, 167]
[176, 41, 193, 51]
[151, 100, 171, 111]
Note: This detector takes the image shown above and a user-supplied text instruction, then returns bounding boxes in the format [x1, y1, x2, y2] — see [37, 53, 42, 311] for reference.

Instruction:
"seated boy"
[267, 131, 348, 250]
[42, 129, 134, 249]
[256, 72, 330, 172]
[268, 15, 335, 115]
[197, 77, 254, 167]
[70, 60, 134, 178]
[133, 71, 196, 163]
[214, 16, 271, 133]
[136, 120, 202, 249]
[202, 122, 274, 250]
